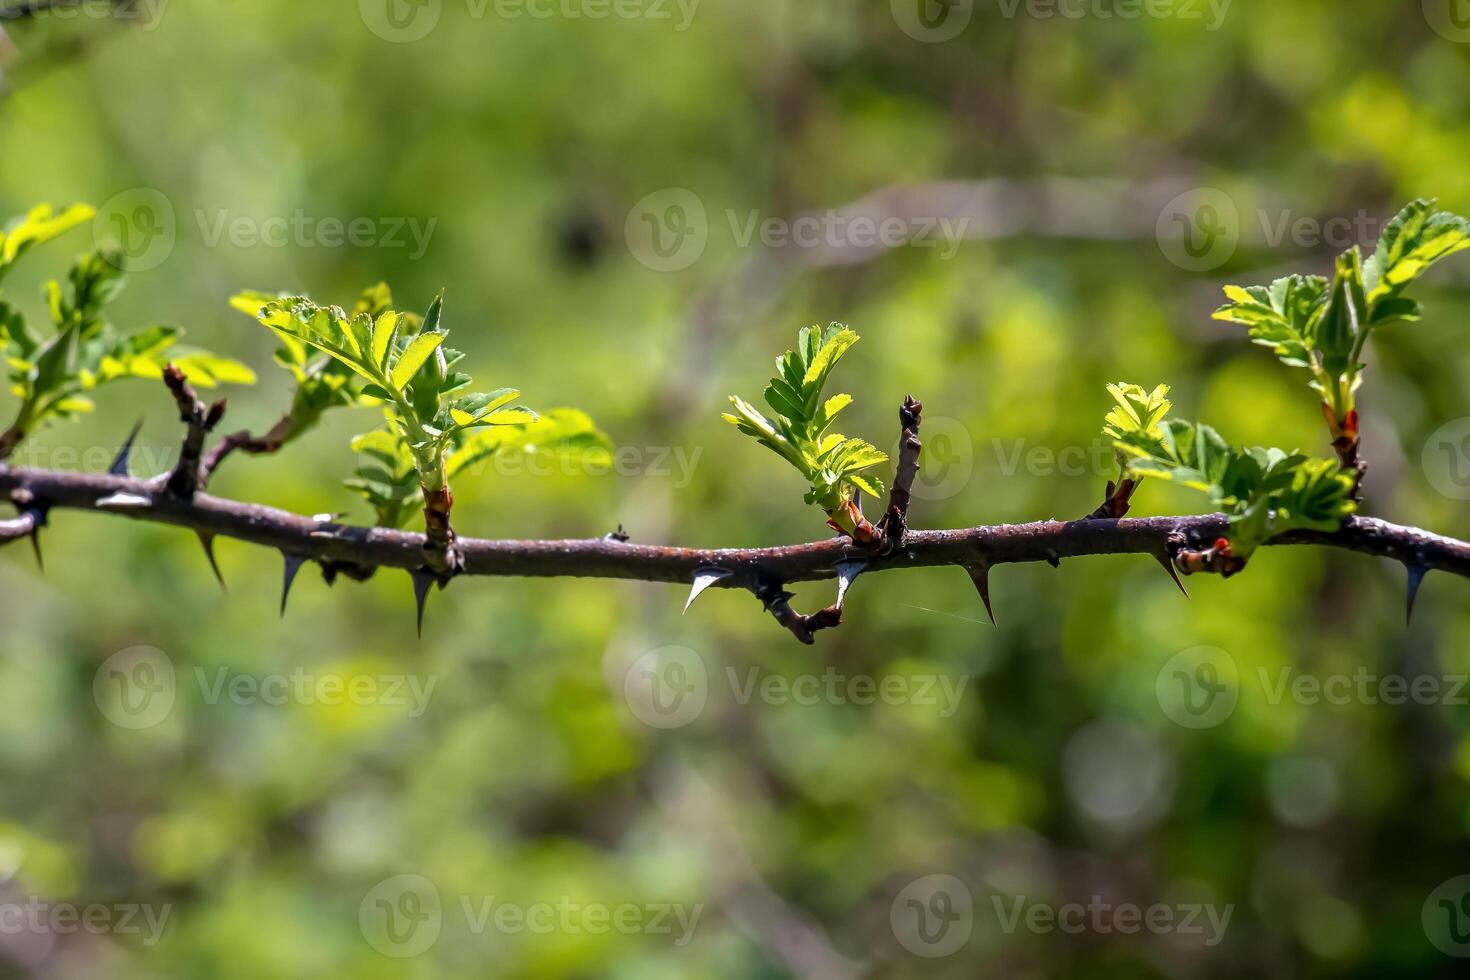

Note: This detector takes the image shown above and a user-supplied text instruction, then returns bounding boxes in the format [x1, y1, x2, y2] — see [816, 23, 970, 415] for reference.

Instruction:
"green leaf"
[372, 311, 399, 369]
[1101, 382, 1172, 447]
[0, 203, 95, 274]
[392, 331, 445, 391]
[1214, 276, 1326, 369]
[1364, 198, 1470, 310]
[802, 325, 858, 387]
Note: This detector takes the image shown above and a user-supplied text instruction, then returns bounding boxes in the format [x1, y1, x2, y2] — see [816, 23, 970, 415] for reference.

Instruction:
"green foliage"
[1111, 396, 1357, 556]
[1100, 382, 1172, 471]
[1214, 198, 1470, 423]
[347, 408, 613, 528]
[250, 292, 609, 525]
[724, 324, 888, 530]
[0, 204, 253, 452]
[0, 203, 95, 286]
[229, 283, 415, 446]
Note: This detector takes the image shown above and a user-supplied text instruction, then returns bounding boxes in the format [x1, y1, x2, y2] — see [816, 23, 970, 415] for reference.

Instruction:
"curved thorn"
[1153, 552, 1189, 598]
[834, 560, 866, 608]
[965, 564, 997, 625]
[197, 530, 226, 591]
[410, 569, 436, 637]
[684, 566, 732, 613]
[280, 552, 307, 617]
[1406, 564, 1429, 626]
[109, 419, 145, 477]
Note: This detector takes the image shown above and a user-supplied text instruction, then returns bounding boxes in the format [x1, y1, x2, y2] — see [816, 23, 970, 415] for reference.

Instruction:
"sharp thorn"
[410, 569, 436, 637]
[280, 552, 307, 617]
[834, 560, 867, 608]
[1046, 556, 1061, 569]
[965, 564, 997, 625]
[684, 566, 733, 613]
[197, 530, 226, 591]
[96, 492, 152, 510]
[109, 419, 145, 477]
[1153, 552, 1189, 598]
[1406, 564, 1429, 626]
[29, 529, 43, 573]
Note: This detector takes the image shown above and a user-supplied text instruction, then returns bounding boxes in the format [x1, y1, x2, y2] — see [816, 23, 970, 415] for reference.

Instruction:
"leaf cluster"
[1110, 393, 1356, 556]
[1214, 198, 1470, 421]
[246, 292, 610, 527]
[723, 324, 889, 522]
[1, 204, 253, 448]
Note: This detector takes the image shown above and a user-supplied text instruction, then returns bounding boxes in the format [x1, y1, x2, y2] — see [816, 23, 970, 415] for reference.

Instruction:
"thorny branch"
[1, 462, 1466, 629]
[0, 377, 1466, 640]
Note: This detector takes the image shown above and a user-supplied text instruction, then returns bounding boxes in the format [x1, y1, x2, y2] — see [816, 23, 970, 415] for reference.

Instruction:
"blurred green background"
[3, 0, 1470, 976]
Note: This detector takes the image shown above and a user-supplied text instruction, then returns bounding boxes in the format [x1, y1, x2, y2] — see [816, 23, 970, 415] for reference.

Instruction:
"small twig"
[161, 365, 225, 498]
[198, 415, 295, 487]
[757, 582, 843, 645]
[875, 395, 923, 553]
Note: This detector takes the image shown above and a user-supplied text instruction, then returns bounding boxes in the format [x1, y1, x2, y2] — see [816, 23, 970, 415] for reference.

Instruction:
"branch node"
[163, 365, 226, 498]
[756, 580, 842, 645]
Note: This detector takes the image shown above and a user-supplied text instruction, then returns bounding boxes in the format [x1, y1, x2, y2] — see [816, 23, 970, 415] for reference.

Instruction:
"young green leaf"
[725, 323, 889, 537]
